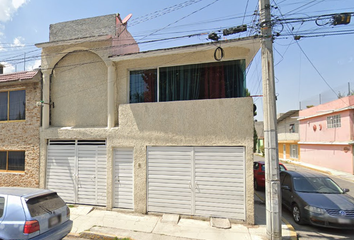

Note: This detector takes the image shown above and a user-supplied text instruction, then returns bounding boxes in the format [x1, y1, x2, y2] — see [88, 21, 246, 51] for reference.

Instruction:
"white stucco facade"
[36, 14, 260, 224]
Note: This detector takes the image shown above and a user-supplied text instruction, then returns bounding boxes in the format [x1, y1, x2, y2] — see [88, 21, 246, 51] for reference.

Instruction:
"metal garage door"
[147, 146, 245, 220]
[47, 140, 107, 206]
[147, 147, 192, 215]
[113, 148, 134, 209]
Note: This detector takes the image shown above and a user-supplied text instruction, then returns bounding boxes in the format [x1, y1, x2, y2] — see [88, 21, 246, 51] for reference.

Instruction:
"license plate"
[49, 215, 61, 228]
[338, 218, 351, 224]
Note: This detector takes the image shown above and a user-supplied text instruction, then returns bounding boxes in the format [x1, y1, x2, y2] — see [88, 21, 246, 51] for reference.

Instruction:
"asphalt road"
[254, 156, 354, 239]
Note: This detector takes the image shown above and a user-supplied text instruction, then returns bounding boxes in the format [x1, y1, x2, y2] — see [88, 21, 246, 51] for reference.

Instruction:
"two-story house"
[0, 67, 41, 187]
[299, 95, 354, 174]
[277, 110, 300, 161]
[36, 14, 260, 224]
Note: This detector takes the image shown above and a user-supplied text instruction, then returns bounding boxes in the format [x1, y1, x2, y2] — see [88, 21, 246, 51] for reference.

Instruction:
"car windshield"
[293, 176, 343, 194]
[261, 165, 286, 172]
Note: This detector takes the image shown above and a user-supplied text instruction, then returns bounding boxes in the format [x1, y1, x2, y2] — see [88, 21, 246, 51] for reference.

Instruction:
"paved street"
[254, 155, 354, 239]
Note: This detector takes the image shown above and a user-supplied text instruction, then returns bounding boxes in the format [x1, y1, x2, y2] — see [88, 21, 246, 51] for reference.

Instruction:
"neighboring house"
[277, 110, 300, 161]
[299, 95, 354, 174]
[255, 121, 264, 154]
[0, 67, 41, 187]
[36, 14, 260, 224]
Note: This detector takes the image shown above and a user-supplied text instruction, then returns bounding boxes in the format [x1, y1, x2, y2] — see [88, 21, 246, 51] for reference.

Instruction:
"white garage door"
[47, 140, 107, 206]
[147, 146, 245, 220]
[113, 148, 134, 209]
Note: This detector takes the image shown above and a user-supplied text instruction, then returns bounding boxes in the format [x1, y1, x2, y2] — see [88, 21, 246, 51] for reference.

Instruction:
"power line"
[138, 0, 220, 41]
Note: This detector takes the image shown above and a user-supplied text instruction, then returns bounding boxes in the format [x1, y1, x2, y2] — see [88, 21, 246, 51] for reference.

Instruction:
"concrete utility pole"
[258, 0, 282, 239]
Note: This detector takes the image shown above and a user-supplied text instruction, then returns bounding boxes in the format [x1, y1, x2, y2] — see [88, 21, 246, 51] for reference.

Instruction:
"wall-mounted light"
[36, 100, 54, 108]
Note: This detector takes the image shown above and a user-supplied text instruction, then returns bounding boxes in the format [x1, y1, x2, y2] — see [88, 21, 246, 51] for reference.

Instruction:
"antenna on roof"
[122, 14, 132, 25]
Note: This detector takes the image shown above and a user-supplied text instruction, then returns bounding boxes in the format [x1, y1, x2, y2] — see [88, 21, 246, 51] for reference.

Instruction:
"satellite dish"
[122, 14, 132, 24]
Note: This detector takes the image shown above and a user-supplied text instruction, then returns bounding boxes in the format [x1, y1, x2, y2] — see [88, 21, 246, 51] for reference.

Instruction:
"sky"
[0, 0, 354, 121]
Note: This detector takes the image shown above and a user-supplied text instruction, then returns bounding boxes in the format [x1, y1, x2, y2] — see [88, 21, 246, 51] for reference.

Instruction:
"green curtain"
[159, 60, 245, 102]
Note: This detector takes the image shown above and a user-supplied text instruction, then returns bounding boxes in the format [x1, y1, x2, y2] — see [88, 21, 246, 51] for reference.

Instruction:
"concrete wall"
[50, 14, 116, 42]
[299, 95, 354, 118]
[299, 95, 354, 174]
[278, 142, 300, 161]
[51, 50, 108, 127]
[277, 112, 299, 141]
[40, 97, 255, 223]
[0, 77, 41, 187]
[300, 111, 352, 143]
[300, 144, 353, 174]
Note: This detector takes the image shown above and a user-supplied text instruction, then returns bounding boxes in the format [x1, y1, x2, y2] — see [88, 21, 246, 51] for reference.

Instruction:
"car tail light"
[23, 220, 40, 234]
[66, 206, 70, 218]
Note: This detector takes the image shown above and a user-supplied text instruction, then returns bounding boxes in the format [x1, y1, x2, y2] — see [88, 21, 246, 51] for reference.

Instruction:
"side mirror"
[343, 188, 350, 193]
[282, 185, 291, 191]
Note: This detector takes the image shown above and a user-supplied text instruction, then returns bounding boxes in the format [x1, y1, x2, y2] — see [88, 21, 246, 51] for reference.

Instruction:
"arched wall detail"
[49, 49, 108, 127]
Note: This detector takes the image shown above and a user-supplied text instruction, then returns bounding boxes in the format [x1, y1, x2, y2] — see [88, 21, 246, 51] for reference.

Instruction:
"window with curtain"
[0, 151, 25, 172]
[130, 69, 157, 103]
[129, 60, 246, 103]
[0, 90, 26, 121]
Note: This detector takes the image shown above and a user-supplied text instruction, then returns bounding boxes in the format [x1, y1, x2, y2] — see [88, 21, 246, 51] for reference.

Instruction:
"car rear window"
[26, 193, 66, 217]
[0, 197, 4, 218]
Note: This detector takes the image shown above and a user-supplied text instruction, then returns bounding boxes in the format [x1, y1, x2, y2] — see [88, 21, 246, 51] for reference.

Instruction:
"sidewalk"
[65, 155, 354, 239]
[279, 157, 354, 183]
[67, 197, 296, 240]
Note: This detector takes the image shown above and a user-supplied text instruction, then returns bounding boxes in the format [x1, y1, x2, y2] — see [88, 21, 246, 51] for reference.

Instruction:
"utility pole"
[259, 0, 282, 239]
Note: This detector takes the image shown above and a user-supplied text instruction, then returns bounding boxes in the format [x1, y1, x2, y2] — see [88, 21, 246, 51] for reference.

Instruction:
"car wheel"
[292, 203, 304, 225]
[254, 179, 259, 190]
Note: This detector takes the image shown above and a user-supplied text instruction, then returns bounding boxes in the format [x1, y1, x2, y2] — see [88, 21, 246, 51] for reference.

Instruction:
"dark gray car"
[0, 187, 73, 239]
[280, 171, 354, 229]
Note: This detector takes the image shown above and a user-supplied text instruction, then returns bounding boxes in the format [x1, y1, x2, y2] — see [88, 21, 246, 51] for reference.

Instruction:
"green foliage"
[253, 128, 258, 153]
[260, 145, 265, 157]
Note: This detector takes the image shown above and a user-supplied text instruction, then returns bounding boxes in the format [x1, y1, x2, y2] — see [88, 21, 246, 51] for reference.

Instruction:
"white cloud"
[1, 62, 15, 74]
[0, 0, 28, 22]
[11, 36, 25, 47]
[26, 59, 41, 71]
[12, 0, 27, 9]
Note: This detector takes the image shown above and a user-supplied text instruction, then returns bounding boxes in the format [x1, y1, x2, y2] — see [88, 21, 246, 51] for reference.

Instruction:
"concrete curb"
[280, 159, 332, 175]
[69, 231, 133, 240]
[281, 218, 298, 240]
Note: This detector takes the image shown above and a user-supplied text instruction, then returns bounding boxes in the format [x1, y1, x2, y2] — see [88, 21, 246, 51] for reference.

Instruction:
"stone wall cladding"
[0, 80, 41, 187]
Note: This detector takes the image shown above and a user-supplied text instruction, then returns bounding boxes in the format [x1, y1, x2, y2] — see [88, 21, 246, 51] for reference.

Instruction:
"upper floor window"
[0, 90, 26, 121]
[289, 124, 295, 133]
[327, 114, 341, 128]
[0, 151, 25, 172]
[129, 60, 245, 103]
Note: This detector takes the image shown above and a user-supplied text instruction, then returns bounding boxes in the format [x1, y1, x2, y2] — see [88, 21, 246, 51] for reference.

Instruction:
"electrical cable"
[138, 0, 220, 41]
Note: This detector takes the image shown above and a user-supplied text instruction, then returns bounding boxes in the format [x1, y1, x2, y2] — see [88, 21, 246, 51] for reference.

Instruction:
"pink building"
[299, 95, 354, 174]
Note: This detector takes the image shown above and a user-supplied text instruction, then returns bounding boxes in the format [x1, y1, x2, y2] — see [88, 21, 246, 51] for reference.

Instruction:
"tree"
[246, 88, 258, 152]
[245, 88, 257, 116]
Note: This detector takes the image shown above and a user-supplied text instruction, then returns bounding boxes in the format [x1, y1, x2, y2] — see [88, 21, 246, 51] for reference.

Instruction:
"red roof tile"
[0, 70, 40, 83]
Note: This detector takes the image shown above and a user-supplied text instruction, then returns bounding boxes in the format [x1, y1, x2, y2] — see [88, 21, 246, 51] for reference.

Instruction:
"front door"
[113, 148, 134, 209]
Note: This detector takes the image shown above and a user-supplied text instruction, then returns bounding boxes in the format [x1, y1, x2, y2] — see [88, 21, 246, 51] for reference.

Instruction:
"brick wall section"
[0, 80, 41, 187]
